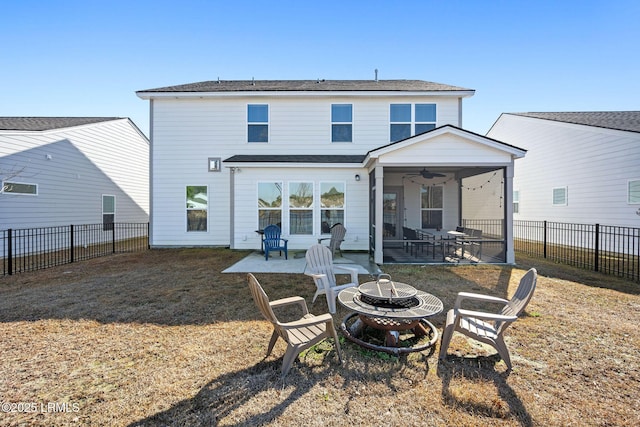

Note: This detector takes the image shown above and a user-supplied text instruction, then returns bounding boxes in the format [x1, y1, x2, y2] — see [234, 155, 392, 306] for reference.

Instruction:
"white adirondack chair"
[439, 268, 538, 370]
[304, 244, 359, 314]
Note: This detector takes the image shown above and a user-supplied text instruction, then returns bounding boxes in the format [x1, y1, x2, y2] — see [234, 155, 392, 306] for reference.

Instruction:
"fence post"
[594, 223, 600, 272]
[112, 224, 116, 254]
[70, 224, 74, 263]
[543, 221, 547, 259]
[7, 229, 12, 275]
[147, 222, 150, 249]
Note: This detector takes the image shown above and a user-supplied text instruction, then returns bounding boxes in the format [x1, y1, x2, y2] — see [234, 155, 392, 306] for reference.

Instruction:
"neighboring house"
[0, 117, 149, 231]
[487, 112, 640, 227]
[137, 79, 526, 264]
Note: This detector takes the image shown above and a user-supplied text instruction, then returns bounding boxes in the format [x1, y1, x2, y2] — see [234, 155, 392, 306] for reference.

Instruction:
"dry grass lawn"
[0, 248, 639, 426]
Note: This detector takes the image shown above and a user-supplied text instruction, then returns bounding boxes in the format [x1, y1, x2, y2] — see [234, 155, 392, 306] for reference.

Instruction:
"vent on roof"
[375, 69, 378, 82]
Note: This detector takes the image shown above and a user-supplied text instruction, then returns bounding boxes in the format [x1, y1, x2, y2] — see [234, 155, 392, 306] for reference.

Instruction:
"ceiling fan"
[405, 168, 446, 179]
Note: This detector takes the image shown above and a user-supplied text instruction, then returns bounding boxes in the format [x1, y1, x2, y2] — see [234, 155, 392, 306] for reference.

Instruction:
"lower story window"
[420, 185, 443, 229]
[102, 195, 115, 231]
[186, 186, 208, 231]
[258, 182, 282, 229]
[289, 182, 313, 235]
[320, 182, 345, 233]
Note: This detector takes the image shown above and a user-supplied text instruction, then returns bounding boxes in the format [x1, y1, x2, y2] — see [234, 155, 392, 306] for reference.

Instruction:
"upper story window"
[552, 187, 568, 206]
[628, 180, 640, 204]
[248, 104, 268, 143]
[390, 103, 436, 142]
[1, 181, 37, 195]
[331, 104, 352, 142]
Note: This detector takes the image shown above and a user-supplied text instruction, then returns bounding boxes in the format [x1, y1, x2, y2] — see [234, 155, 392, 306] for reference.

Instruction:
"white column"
[505, 163, 515, 264]
[374, 165, 385, 264]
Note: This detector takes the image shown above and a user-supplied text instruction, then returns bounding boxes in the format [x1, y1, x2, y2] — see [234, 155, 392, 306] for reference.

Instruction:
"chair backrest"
[403, 227, 418, 240]
[263, 224, 284, 249]
[247, 273, 278, 324]
[497, 268, 537, 333]
[328, 223, 346, 252]
[305, 244, 337, 287]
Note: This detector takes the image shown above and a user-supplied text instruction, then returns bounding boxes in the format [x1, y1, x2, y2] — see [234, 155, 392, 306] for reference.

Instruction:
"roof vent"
[375, 69, 378, 82]
[251, 77, 255, 85]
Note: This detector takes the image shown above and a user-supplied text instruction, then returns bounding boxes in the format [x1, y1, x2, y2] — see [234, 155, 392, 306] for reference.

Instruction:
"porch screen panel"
[258, 182, 282, 229]
[320, 182, 345, 233]
[289, 182, 313, 235]
[420, 185, 443, 229]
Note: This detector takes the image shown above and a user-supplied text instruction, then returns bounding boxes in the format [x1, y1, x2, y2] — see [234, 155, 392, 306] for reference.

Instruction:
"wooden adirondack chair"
[263, 224, 288, 261]
[318, 223, 346, 257]
[439, 268, 538, 370]
[247, 273, 342, 377]
[304, 244, 359, 314]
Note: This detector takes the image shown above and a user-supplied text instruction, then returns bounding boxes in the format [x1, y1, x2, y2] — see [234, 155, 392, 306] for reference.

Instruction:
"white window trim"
[389, 103, 437, 142]
[628, 179, 640, 205]
[319, 181, 346, 235]
[552, 186, 568, 206]
[247, 103, 270, 143]
[2, 181, 38, 196]
[257, 181, 283, 230]
[330, 103, 353, 143]
[288, 182, 314, 235]
[186, 185, 208, 232]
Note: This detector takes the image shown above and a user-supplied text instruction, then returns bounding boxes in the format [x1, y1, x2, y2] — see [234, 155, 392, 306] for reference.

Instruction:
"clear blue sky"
[2, 0, 639, 137]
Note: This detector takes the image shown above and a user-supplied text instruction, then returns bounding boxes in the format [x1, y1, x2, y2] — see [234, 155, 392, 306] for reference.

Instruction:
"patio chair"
[304, 244, 359, 314]
[263, 224, 288, 261]
[247, 273, 343, 377]
[439, 268, 538, 370]
[317, 223, 346, 257]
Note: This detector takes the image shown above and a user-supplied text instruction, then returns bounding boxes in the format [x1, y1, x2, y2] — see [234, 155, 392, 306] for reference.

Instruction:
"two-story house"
[488, 112, 640, 228]
[136, 79, 526, 264]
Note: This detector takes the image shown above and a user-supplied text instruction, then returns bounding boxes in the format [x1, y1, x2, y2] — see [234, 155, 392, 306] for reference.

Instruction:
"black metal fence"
[514, 220, 640, 282]
[1, 223, 149, 276]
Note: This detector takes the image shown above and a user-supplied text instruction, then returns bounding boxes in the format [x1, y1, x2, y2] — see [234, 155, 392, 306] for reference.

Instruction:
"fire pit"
[337, 275, 443, 355]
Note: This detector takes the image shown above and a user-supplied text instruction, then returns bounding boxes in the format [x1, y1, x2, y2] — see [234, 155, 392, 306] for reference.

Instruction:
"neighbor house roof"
[0, 117, 122, 131]
[511, 112, 640, 134]
[224, 155, 366, 164]
[138, 79, 474, 94]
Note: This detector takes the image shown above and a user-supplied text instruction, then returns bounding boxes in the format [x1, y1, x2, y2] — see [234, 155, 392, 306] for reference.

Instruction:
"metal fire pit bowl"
[337, 279, 443, 355]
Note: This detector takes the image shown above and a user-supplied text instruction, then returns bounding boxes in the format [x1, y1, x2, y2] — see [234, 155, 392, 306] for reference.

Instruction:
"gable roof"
[510, 112, 640, 134]
[0, 117, 122, 131]
[367, 124, 527, 158]
[138, 79, 474, 94]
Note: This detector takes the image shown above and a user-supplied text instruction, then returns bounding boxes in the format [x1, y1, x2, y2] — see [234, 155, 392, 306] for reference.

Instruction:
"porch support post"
[504, 164, 515, 264]
[374, 165, 385, 264]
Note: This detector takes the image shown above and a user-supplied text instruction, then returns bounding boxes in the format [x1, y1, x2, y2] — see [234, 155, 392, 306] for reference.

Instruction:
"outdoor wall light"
[355, 174, 361, 181]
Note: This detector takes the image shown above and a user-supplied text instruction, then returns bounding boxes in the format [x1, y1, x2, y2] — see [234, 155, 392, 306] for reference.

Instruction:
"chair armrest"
[281, 313, 335, 329]
[304, 272, 327, 280]
[454, 292, 509, 309]
[333, 265, 360, 283]
[270, 296, 309, 314]
[317, 237, 330, 243]
[456, 308, 518, 323]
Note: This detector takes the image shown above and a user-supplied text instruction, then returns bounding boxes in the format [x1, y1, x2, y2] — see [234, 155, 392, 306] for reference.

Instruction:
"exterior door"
[383, 187, 403, 241]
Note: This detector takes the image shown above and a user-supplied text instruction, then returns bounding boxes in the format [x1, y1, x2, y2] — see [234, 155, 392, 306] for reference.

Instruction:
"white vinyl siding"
[0, 119, 148, 230]
[147, 94, 463, 247]
[488, 113, 640, 227]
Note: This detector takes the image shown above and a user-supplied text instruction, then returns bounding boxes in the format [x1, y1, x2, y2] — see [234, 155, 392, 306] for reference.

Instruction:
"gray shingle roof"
[138, 79, 473, 93]
[512, 112, 640, 133]
[0, 117, 122, 131]
[224, 155, 366, 164]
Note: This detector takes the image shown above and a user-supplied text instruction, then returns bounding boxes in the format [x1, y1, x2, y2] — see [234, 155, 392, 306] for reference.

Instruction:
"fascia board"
[136, 90, 475, 100]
